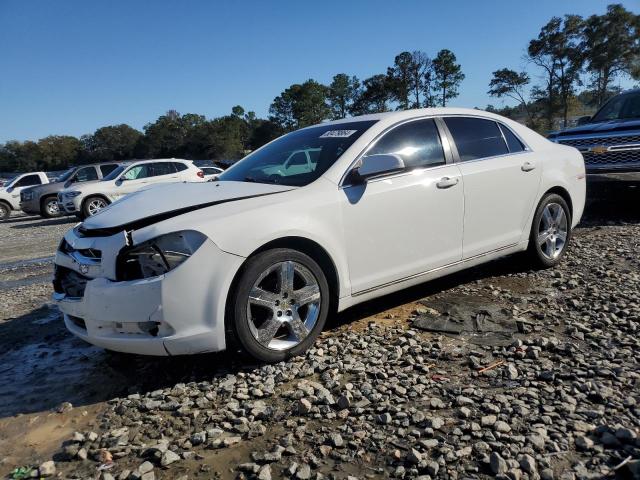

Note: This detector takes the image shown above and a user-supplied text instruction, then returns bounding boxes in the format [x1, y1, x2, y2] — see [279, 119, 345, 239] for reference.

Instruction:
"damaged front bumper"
[53, 228, 244, 356]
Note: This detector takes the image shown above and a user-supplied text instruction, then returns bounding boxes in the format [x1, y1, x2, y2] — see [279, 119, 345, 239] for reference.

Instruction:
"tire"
[527, 193, 572, 268]
[82, 196, 109, 219]
[0, 202, 10, 221]
[41, 196, 62, 218]
[229, 248, 330, 363]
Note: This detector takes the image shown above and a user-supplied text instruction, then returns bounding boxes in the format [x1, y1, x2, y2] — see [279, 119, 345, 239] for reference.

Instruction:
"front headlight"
[21, 191, 33, 201]
[66, 191, 82, 198]
[117, 231, 207, 280]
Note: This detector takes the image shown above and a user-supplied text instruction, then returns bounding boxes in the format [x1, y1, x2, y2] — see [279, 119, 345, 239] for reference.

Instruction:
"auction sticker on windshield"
[319, 129, 358, 138]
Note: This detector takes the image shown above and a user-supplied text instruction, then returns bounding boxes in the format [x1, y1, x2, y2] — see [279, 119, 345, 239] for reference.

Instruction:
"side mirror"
[576, 115, 592, 126]
[347, 154, 405, 184]
[6, 187, 13, 193]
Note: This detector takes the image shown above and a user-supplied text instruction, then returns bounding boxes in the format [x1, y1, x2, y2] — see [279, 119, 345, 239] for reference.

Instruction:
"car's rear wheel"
[41, 196, 61, 218]
[82, 196, 108, 219]
[0, 202, 10, 221]
[527, 193, 571, 268]
[229, 248, 329, 362]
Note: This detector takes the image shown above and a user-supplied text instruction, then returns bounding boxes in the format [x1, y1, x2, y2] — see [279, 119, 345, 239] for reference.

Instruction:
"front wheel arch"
[224, 237, 340, 351]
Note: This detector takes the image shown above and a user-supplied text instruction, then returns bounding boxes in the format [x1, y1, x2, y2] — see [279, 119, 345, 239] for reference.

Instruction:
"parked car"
[20, 163, 119, 218]
[200, 166, 225, 181]
[53, 108, 585, 362]
[548, 88, 640, 183]
[58, 159, 205, 219]
[0, 172, 49, 220]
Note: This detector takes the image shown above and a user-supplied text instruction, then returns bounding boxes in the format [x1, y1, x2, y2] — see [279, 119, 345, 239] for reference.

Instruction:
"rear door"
[443, 116, 541, 258]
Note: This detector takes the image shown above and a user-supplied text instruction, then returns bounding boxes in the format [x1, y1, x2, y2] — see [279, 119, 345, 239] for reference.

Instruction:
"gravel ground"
[0, 186, 638, 480]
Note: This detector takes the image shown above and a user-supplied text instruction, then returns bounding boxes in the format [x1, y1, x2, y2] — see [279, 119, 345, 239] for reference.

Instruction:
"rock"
[329, 433, 344, 448]
[519, 454, 537, 474]
[506, 363, 519, 379]
[377, 412, 392, 424]
[297, 398, 312, 414]
[406, 448, 422, 465]
[575, 435, 594, 450]
[258, 464, 272, 480]
[490, 452, 508, 475]
[494, 420, 511, 433]
[161, 450, 181, 466]
[56, 402, 73, 413]
[481, 415, 497, 427]
[139, 461, 154, 474]
[38, 461, 56, 477]
[295, 463, 311, 480]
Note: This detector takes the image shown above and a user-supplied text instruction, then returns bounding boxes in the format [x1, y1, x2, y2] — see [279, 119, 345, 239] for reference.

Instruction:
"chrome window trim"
[339, 115, 452, 188]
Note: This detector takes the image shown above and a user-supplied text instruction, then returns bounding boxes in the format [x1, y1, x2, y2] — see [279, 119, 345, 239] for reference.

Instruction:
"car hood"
[80, 181, 294, 233]
[554, 118, 640, 137]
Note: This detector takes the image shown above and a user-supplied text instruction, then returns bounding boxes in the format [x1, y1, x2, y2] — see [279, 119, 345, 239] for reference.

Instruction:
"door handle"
[436, 177, 459, 189]
[521, 162, 536, 172]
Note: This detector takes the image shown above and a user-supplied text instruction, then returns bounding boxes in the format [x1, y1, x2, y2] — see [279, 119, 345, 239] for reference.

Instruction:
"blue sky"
[0, 0, 637, 142]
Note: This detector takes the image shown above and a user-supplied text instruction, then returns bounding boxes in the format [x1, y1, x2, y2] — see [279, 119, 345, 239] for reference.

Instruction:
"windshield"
[4, 176, 19, 187]
[57, 168, 75, 183]
[219, 120, 378, 186]
[102, 165, 126, 181]
[591, 92, 640, 122]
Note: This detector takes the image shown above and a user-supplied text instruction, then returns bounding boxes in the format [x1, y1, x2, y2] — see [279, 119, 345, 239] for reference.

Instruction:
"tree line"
[1, 3, 637, 173]
[488, 3, 639, 130]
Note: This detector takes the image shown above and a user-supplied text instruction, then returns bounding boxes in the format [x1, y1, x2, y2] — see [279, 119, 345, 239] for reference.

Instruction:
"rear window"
[444, 117, 509, 161]
[499, 124, 525, 153]
[14, 174, 42, 187]
[173, 162, 188, 172]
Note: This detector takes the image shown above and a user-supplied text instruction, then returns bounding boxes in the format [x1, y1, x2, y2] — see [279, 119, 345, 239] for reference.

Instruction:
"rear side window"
[499, 124, 525, 153]
[15, 174, 42, 187]
[100, 164, 119, 176]
[444, 117, 508, 161]
[74, 167, 99, 182]
[150, 162, 176, 177]
[173, 162, 188, 172]
[365, 119, 446, 170]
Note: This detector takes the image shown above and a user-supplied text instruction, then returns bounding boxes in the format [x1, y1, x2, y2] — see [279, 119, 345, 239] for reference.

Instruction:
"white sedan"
[53, 108, 585, 362]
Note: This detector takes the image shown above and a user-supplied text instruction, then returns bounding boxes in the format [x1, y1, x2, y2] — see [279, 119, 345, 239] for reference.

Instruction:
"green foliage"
[82, 124, 142, 163]
[432, 49, 465, 107]
[488, 69, 535, 127]
[269, 79, 330, 131]
[350, 74, 392, 115]
[328, 74, 361, 119]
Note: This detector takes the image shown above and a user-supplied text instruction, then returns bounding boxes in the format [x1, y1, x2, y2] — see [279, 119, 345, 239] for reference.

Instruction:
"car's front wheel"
[41, 196, 61, 218]
[229, 248, 330, 363]
[0, 202, 10, 221]
[527, 193, 572, 268]
[82, 196, 108, 219]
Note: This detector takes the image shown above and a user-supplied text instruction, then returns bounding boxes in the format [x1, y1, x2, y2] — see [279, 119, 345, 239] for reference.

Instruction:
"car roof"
[114, 158, 192, 166]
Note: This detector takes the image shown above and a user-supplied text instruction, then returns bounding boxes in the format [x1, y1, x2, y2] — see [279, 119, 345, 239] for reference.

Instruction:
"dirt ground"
[0, 183, 638, 478]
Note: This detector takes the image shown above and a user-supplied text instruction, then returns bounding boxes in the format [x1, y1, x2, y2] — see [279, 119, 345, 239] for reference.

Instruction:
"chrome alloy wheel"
[45, 199, 59, 216]
[87, 198, 107, 216]
[538, 202, 568, 260]
[247, 261, 321, 351]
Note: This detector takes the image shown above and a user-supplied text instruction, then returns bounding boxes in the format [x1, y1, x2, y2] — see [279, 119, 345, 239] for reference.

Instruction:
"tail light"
[197, 170, 205, 179]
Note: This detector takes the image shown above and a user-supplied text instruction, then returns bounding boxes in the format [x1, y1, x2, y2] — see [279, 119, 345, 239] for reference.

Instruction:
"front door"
[341, 118, 464, 294]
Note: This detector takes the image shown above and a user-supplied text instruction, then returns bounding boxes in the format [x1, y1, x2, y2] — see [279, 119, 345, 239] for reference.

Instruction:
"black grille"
[53, 266, 89, 298]
[558, 134, 640, 149]
[582, 150, 640, 167]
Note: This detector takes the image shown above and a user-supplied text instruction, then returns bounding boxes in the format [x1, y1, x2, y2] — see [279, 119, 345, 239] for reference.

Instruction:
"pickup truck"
[20, 162, 119, 218]
[548, 88, 640, 183]
[0, 172, 49, 220]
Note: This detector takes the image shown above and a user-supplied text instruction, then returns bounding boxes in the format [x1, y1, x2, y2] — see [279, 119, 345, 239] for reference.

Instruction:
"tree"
[528, 15, 584, 128]
[488, 69, 535, 127]
[269, 79, 330, 131]
[408, 51, 431, 108]
[327, 74, 360, 119]
[350, 74, 392, 115]
[142, 111, 207, 158]
[582, 4, 640, 107]
[432, 49, 465, 106]
[387, 51, 414, 110]
[83, 124, 142, 162]
[37, 136, 81, 170]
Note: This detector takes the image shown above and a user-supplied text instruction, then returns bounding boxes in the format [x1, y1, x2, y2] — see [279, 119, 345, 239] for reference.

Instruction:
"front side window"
[219, 120, 377, 187]
[74, 166, 99, 182]
[15, 174, 42, 187]
[444, 117, 509, 161]
[591, 92, 640, 122]
[364, 119, 446, 170]
[122, 164, 151, 180]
